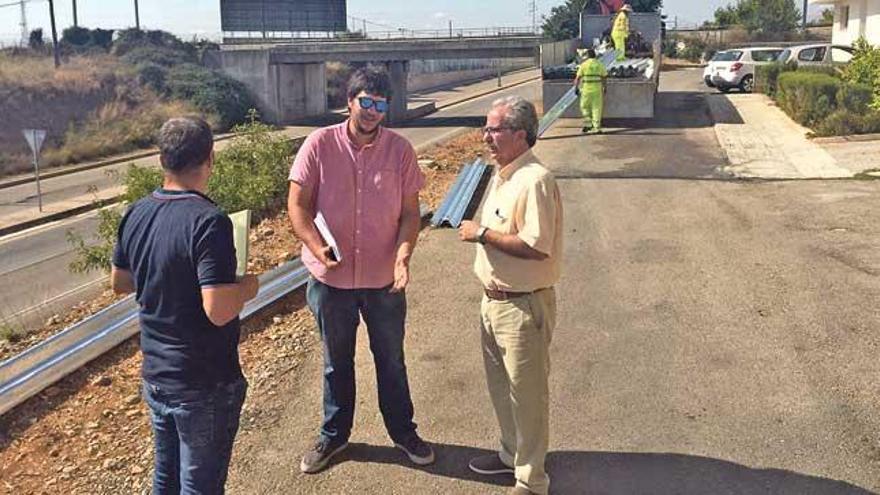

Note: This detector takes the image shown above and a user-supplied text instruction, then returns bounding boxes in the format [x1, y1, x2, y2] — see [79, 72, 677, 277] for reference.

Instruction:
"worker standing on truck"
[611, 4, 632, 61]
[574, 48, 608, 134]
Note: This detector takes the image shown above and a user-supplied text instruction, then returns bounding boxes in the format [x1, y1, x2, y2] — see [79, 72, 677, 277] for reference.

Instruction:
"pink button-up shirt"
[289, 122, 425, 289]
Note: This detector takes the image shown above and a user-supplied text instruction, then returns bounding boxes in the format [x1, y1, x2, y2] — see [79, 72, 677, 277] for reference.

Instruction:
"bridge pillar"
[275, 62, 327, 123]
[385, 60, 409, 125]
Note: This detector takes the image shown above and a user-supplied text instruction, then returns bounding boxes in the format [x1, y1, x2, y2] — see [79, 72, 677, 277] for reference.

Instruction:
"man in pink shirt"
[287, 67, 433, 474]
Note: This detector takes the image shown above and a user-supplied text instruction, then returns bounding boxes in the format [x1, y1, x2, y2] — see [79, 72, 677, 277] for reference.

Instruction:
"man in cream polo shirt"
[459, 96, 563, 495]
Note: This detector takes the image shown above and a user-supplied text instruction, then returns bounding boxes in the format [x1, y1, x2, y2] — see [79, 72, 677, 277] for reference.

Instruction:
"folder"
[314, 212, 341, 262]
[229, 209, 251, 278]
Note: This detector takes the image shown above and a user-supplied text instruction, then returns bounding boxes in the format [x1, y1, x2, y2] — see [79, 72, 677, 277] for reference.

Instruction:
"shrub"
[843, 37, 880, 109]
[208, 111, 296, 215]
[814, 109, 866, 136]
[755, 61, 796, 95]
[28, 28, 44, 50]
[776, 71, 841, 127]
[68, 113, 293, 273]
[61, 26, 114, 52]
[679, 38, 707, 62]
[121, 46, 196, 67]
[134, 62, 168, 93]
[112, 28, 194, 57]
[836, 82, 873, 113]
[165, 64, 256, 129]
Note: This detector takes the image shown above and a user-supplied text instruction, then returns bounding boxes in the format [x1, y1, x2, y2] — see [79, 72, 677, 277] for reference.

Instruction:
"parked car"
[703, 47, 784, 93]
[776, 43, 854, 66]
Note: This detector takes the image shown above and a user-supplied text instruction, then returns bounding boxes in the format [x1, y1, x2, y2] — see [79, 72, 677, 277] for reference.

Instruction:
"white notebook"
[229, 209, 251, 278]
[314, 212, 341, 262]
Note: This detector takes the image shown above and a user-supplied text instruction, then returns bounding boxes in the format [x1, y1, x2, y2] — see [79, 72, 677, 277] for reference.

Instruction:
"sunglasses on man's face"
[357, 96, 390, 114]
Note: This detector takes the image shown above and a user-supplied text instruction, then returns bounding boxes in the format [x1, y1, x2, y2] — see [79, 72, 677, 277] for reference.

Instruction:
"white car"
[776, 43, 854, 66]
[703, 47, 784, 93]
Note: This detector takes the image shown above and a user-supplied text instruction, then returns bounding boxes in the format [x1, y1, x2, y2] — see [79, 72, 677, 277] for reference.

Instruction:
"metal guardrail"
[0, 259, 310, 416]
[0, 205, 433, 417]
[430, 160, 491, 228]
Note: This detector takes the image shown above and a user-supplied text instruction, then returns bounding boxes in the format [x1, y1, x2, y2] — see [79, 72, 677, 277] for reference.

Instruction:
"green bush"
[680, 38, 707, 62]
[61, 26, 114, 52]
[777, 71, 841, 127]
[813, 109, 880, 136]
[112, 28, 194, 57]
[121, 46, 196, 67]
[68, 114, 294, 274]
[843, 37, 880, 109]
[134, 62, 168, 93]
[755, 61, 796, 95]
[836, 82, 873, 113]
[165, 64, 256, 129]
[208, 111, 296, 214]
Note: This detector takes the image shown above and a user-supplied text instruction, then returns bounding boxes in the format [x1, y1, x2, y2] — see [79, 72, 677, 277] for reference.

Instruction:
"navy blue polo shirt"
[112, 188, 243, 393]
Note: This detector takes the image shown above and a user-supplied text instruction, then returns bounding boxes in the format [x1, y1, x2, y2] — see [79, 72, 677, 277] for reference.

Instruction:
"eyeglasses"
[482, 125, 514, 135]
[357, 96, 390, 114]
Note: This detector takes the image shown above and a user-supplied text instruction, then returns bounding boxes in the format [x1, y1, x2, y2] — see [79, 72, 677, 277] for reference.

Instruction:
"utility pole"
[449, 20, 452, 37]
[529, 0, 537, 34]
[19, 0, 28, 46]
[72, 0, 78, 26]
[803, 0, 808, 31]
[48, 0, 60, 68]
[134, 0, 140, 30]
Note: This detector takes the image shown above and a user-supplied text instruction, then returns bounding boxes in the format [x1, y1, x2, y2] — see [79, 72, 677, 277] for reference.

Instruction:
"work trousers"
[480, 287, 556, 495]
[612, 31, 627, 61]
[579, 88, 604, 131]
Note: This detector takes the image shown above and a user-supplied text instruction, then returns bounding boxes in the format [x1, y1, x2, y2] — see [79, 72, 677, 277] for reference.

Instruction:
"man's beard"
[355, 118, 380, 138]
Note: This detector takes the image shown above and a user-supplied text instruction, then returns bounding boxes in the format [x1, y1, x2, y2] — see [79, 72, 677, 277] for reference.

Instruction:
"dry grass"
[42, 91, 203, 168]
[0, 52, 118, 92]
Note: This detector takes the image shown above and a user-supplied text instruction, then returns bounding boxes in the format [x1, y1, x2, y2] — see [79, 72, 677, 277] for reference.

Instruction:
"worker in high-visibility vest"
[611, 4, 632, 61]
[574, 48, 608, 134]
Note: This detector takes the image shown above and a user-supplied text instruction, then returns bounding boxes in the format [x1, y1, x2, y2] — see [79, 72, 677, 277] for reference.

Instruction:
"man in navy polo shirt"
[111, 116, 259, 494]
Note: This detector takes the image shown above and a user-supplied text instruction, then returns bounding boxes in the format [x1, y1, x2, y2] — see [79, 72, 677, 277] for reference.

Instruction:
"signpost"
[22, 129, 47, 212]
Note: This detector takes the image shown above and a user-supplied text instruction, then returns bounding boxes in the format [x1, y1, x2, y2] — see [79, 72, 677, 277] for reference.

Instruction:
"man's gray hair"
[491, 96, 539, 147]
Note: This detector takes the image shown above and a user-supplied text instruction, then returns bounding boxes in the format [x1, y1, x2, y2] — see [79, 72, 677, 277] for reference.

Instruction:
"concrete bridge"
[205, 37, 542, 124]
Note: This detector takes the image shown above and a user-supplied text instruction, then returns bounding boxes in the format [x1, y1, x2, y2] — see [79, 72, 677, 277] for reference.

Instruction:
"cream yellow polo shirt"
[474, 149, 563, 292]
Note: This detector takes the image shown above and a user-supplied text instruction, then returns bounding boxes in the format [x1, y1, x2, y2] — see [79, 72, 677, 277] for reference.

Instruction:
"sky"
[0, 0, 828, 45]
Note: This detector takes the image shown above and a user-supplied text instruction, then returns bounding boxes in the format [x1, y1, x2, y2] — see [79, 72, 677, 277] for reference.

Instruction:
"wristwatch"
[477, 226, 489, 244]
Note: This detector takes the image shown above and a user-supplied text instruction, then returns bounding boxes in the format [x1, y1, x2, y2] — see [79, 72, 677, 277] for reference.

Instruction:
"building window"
[840, 5, 849, 30]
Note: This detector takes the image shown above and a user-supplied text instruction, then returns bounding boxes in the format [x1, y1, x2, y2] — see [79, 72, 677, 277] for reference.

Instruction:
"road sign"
[22, 129, 47, 212]
[22, 129, 47, 154]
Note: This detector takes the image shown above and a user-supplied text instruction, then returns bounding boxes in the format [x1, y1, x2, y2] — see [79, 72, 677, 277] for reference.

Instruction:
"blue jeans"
[306, 278, 417, 444]
[143, 378, 247, 495]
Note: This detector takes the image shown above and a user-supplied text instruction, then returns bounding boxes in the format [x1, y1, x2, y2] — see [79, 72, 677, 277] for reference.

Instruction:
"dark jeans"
[306, 278, 417, 445]
[143, 378, 247, 495]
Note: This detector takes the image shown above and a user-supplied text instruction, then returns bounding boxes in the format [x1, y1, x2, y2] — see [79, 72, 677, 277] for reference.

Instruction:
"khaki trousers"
[480, 287, 556, 495]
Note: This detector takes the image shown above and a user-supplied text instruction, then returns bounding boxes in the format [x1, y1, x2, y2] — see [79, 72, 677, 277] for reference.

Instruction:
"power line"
[0, 0, 41, 10]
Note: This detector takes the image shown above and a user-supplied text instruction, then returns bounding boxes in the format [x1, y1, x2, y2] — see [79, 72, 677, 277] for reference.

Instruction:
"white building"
[810, 0, 880, 46]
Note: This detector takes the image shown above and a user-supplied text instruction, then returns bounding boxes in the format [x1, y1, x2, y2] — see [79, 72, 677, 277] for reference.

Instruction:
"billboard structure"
[221, 0, 347, 35]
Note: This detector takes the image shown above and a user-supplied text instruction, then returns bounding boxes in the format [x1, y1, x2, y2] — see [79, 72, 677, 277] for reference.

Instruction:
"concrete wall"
[543, 80, 656, 119]
[833, 0, 880, 45]
[407, 57, 533, 92]
[541, 39, 579, 68]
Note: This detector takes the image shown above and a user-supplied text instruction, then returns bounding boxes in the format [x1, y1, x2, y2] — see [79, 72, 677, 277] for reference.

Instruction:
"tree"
[702, 0, 800, 37]
[738, 0, 800, 38]
[541, 0, 663, 41]
[820, 8, 834, 25]
[711, 5, 740, 27]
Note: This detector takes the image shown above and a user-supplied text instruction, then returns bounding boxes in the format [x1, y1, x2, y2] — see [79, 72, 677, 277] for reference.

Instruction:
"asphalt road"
[226, 70, 880, 494]
[0, 77, 539, 330]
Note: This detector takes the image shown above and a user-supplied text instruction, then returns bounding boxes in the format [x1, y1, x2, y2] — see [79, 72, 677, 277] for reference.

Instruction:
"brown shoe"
[468, 453, 514, 475]
[509, 486, 537, 495]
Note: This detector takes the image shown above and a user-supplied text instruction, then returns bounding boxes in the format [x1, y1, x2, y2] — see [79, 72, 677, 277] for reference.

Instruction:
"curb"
[0, 133, 237, 191]
[0, 196, 121, 238]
